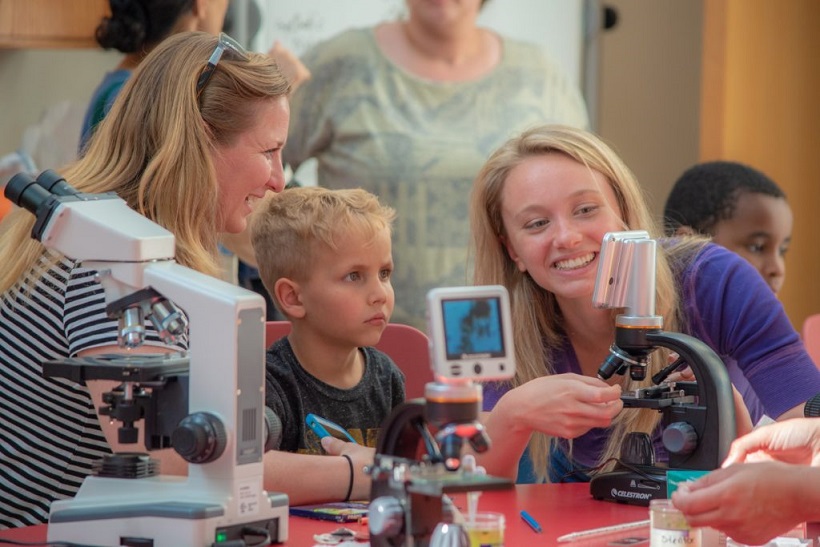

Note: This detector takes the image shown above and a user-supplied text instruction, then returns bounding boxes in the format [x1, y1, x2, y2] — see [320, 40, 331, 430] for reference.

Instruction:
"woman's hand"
[723, 417, 820, 467]
[267, 41, 311, 91]
[671, 461, 817, 545]
[320, 436, 375, 500]
[476, 373, 622, 480]
[499, 373, 623, 439]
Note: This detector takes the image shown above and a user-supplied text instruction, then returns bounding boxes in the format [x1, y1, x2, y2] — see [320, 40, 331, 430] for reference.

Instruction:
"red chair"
[265, 321, 433, 399]
[264, 320, 292, 347]
[802, 313, 820, 368]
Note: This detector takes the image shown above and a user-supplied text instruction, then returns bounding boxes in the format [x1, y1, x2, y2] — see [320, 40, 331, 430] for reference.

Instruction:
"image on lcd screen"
[441, 297, 504, 358]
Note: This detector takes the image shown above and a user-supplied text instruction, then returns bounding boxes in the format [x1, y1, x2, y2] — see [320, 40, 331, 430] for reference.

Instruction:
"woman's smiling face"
[213, 96, 290, 234]
[499, 153, 625, 304]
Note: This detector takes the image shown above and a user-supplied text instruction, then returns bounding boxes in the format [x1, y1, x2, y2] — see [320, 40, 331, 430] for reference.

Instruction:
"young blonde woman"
[469, 125, 820, 484]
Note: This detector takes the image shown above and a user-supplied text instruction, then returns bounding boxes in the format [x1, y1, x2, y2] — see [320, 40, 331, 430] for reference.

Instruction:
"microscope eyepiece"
[5, 169, 81, 215]
[5, 169, 83, 244]
[36, 169, 79, 196]
[5, 172, 51, 214]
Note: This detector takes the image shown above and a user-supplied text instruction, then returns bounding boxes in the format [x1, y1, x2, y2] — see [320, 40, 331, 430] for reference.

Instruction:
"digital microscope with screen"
[367, 285, 516, 547]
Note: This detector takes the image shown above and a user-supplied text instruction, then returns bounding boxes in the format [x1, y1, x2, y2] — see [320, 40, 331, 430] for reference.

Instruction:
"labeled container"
[650, 499, 701, 546]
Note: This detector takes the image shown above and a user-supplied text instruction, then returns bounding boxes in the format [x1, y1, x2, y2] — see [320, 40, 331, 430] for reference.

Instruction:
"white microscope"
[5, 170, 288, 546]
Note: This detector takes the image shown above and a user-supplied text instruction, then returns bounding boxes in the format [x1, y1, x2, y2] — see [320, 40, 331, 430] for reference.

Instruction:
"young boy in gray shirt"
[251, 186, 405, 463]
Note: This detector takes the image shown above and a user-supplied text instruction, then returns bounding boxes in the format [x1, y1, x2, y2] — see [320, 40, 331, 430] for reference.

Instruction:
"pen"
[520, 510, 542, 533]
[556, 519, 650, 543]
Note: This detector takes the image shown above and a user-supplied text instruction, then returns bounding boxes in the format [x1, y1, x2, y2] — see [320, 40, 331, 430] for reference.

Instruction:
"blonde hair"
[0, 31, 290, 292]
[251, 187, 397, 312]
[470, 125, 702, 481]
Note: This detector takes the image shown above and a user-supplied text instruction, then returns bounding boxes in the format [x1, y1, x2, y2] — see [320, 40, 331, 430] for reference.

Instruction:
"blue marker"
[520, 510, 542, 533]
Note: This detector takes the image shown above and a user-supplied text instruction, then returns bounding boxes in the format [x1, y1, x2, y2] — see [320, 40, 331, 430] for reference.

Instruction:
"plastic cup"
[463, 511, 505, 547]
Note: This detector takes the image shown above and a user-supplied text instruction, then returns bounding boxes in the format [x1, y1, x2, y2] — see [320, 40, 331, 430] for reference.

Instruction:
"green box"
[666, 469, 710, 496]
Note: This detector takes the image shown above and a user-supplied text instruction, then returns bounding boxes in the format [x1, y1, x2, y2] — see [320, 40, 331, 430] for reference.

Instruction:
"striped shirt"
[0, 253, 185, 527]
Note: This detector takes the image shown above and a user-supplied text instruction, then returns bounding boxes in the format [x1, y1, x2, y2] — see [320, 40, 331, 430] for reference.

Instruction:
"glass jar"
[650, 499, 701, 547]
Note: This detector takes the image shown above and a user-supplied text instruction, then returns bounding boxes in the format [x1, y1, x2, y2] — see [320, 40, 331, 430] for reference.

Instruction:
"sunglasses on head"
[196, 32, 249, 96]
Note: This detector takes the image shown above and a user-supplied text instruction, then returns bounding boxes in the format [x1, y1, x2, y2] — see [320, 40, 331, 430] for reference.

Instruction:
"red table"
[0, 484, 652, 545]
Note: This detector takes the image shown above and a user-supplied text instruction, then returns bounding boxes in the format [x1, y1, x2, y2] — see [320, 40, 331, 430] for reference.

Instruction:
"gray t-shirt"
[284, 27, 589, 328]
[264, 337, 405, 453]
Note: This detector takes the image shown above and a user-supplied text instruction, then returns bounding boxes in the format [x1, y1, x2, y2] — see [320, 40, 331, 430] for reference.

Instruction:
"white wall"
[0, 49, 120, 167]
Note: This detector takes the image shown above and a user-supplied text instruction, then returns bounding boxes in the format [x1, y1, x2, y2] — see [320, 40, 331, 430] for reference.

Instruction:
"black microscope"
[588, 231, 737, 505]
[367, 286, 516, 547]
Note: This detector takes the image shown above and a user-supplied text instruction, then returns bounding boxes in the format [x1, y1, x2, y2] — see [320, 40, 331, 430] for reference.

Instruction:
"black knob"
[118, 425, 139, 445]
[172, 412, 227, 464]
[805, 394, 820, 418]
[603, 5, 619, 30]
[619, 432, 655, 465]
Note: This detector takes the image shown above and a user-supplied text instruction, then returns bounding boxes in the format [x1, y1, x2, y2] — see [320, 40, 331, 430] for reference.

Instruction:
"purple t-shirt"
[483, 243, 820, 474]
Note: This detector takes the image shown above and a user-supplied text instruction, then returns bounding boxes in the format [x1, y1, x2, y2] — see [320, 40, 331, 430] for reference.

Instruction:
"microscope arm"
[612, 325, 736, 469]
[376, 401, 434, 460]
[645, 332, 735, 433]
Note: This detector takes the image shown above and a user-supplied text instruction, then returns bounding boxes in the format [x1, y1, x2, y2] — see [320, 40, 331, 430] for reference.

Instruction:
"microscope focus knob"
[663, 422, 698, 455]
[368, 496, 405, 539]
[264, 406, 283, 451]
[172, 412, 227, 464]
[804, 393, 820, 417]
[620, 432, 655, 465]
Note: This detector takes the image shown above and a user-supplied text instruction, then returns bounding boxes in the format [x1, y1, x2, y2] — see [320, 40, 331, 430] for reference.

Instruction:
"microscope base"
[47, 476, 289, 546]
[589, 467, 667, 506]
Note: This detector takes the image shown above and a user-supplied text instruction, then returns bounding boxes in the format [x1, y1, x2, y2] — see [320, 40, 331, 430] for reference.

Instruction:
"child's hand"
[321, 436, 376, 500]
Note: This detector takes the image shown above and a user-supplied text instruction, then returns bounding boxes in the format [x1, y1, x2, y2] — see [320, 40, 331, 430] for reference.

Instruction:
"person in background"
[251, 186, 404, 502]
[664, 161, 794, 424]
[79, 0, 230, 151]
[663, 160, 792, 295]
[672, 417, 820, 545]
[81, 0, 309, 151]
[283, 0, 588, 329]
[468, 124, 819, 485]
[0, 31, 292, 528]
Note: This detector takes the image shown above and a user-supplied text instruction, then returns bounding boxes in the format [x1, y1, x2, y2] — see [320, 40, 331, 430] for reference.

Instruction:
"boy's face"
[711, 193, 792, 294]
[297, 227, 395, 347]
